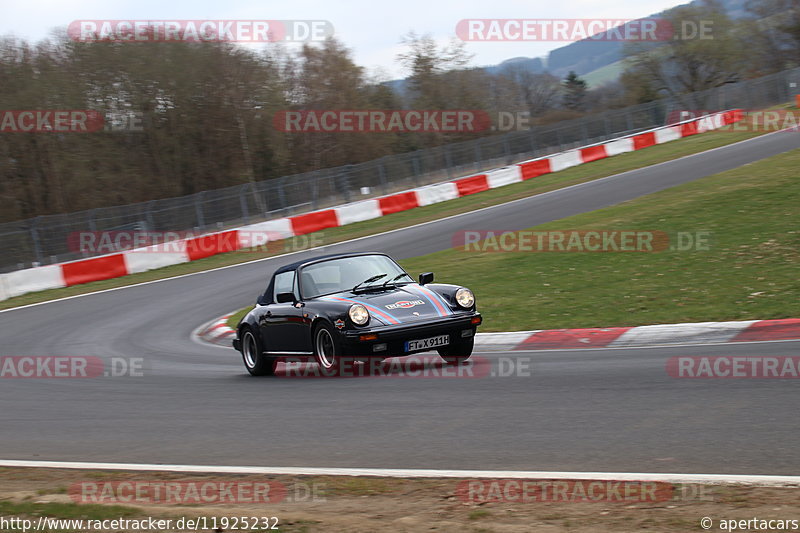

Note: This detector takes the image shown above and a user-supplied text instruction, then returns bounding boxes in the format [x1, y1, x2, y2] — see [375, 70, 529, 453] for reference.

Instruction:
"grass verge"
[0, 125, 770, 312]
[397, 147, 800, 331]
[228, 307, 250, 329]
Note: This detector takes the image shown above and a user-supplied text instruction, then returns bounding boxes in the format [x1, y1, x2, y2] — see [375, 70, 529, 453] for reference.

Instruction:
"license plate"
[405, 334, 449, 352]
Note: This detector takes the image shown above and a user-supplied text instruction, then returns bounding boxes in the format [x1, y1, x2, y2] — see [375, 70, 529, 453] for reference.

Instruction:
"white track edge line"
[0, 129, 783, 316]
[0, 460, 797, 486]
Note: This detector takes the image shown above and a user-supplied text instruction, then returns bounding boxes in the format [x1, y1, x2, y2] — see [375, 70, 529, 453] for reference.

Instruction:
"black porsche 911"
[232, 252, 482, 376]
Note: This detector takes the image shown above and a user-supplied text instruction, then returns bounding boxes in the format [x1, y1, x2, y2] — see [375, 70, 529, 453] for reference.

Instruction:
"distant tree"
[562, 71, 587, 111]
[395, 32, 488, 143]
[396, 32, 473, 108]
[584, 81, 629, 111]
[619, 68, 662, 104]
[621, 0, 746, 99]
[286, 37, 400, 170]
[743, 0, 800, 73]
[499, 65, 561, 117]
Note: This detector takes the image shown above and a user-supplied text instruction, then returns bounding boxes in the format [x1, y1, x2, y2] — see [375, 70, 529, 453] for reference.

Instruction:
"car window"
[273, 271, 298, 301]
[300, 255, 412, 298]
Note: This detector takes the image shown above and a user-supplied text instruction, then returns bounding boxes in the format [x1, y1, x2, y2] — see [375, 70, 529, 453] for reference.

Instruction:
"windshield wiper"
[382, 273, 408, 288]
[352, 273, 387, 292]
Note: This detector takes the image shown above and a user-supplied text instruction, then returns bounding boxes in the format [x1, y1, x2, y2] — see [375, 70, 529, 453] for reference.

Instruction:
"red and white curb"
[0, 460, 798, 486]
[197, 315, 800, 351]
[0, 110, 744, 302]
[510, 318, 800, 350]
[196, 314, 236, 347]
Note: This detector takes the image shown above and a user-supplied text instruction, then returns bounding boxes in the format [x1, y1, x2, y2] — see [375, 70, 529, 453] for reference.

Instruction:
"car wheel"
[313, 322, 342, 370]
[241, 328, 278, 376]
[438, 336, 474, 365]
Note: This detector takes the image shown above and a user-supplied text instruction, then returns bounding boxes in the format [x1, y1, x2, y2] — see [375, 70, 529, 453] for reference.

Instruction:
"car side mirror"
[256, 293, 268, 305]
[276, 292, 296, 304]
[419, 272, 434, 285]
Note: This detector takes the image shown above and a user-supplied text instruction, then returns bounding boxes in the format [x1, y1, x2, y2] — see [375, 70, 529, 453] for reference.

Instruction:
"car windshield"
[299, 255, 413, 298]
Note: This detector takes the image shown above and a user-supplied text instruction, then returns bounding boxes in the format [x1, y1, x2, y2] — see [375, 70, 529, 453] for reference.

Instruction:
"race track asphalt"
[1, 130, 798, 474]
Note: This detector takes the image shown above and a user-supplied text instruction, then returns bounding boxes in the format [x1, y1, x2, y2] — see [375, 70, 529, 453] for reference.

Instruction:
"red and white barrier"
[0, 110, 744, 301]
[655, 126, 682, 144]
[4, 264, 64, 299]
[518, 158, 551, 180]
[335, 200, 382, 225]
[604, 137, 634, 157]
[414, 182, 459, 206]
[454, 174, 489, 196]
[549, 150, 583, 172]
[238, 218, 295, 246]
[379, 191, 419, 215]
[486, 167, 523, 188]
[61, 254, 127, 286]
[289, 209, 338, 235]
[123, 243, 190, 275]
[580, 144, 608, 163]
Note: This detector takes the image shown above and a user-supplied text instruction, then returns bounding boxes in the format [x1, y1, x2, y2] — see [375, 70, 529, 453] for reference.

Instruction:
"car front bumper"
[339, 312, 482, 357]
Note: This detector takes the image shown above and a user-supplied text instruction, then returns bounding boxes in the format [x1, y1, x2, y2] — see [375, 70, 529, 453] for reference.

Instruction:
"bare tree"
[622, 0, 746, 99]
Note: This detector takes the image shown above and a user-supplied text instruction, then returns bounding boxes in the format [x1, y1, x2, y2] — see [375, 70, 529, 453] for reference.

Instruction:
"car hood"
[319, 283, 455, 326]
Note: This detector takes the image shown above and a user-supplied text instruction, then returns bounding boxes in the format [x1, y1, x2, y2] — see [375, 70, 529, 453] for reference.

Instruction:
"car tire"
[240, 327, 278, 376]
[438, 336, 474, 365]
[313, 322, 342, 371]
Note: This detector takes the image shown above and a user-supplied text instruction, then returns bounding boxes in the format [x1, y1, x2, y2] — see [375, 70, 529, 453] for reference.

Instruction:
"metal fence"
[2, 67, 799, 272]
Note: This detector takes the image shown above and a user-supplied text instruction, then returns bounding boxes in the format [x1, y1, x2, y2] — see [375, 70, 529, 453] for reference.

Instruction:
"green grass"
[397, 148, 800, 331]
[35, 487, 67, 496]
[582, 60, 625, 88]
[468, 509, 492, 520]
[228, 307, 252, 329]
[0, 125, 770, 312]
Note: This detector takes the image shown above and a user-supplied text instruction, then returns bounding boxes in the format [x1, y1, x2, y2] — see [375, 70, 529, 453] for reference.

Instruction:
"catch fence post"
[239, 185, 250, 224]
[194, 192, 205, 230]
[30, 217, 44, 266]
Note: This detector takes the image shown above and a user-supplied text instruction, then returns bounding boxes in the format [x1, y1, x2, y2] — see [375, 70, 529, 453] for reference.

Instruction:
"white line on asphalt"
[0, 460, 798, 486]
[0, 128, 789, 315]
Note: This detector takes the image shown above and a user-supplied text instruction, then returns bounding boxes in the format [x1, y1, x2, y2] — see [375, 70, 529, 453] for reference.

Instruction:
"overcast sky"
[2, 0, 686, 78]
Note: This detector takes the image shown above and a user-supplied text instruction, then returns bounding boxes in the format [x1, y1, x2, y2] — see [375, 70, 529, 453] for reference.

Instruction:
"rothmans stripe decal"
[411, 285, 452, 317]
[322, 296, 401, 325]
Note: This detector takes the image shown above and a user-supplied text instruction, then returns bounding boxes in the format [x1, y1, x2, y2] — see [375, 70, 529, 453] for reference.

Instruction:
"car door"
[261, 271, 310, 353]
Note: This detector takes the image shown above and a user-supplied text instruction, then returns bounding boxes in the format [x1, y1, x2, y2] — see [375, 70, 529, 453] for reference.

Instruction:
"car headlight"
[348, 304, 370, 325]
[455, 288, 475, 308]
